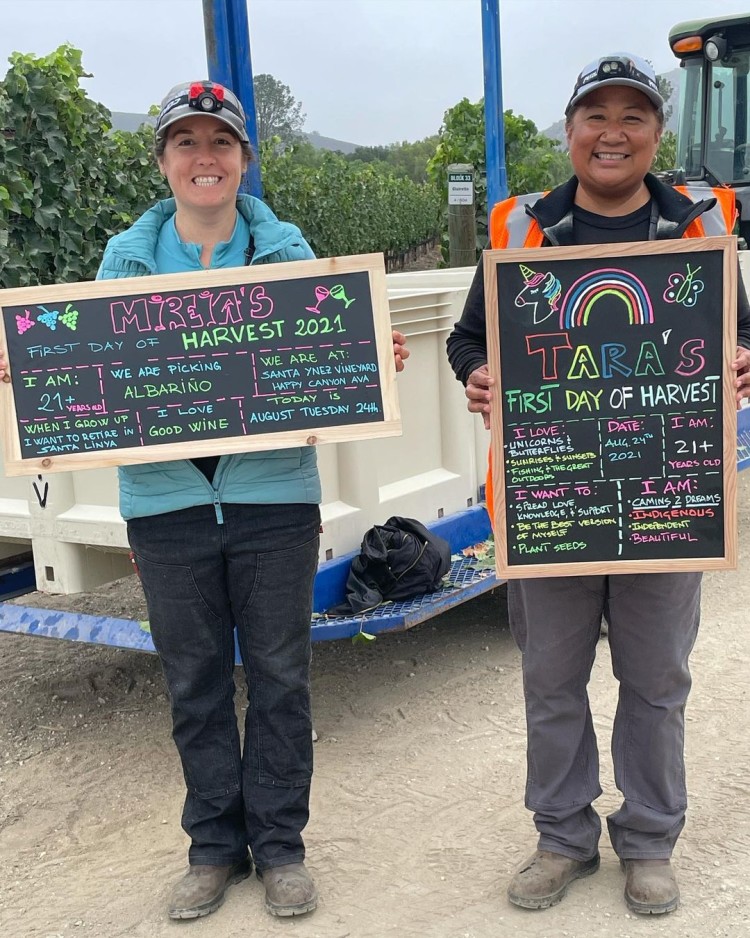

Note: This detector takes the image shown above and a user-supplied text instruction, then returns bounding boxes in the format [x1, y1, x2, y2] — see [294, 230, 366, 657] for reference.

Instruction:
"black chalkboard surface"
[0, 254, 401, 476]
[484, 237, 738, 577]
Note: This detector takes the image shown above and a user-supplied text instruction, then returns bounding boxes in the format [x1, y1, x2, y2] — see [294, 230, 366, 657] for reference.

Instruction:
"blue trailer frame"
[2, 408, 749, 653]
[0, 502, 495, 651]
[201, 0, 508, 215]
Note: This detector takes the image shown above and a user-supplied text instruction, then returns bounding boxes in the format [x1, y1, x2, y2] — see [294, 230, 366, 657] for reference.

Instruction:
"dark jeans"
[128, 501, 320, 871]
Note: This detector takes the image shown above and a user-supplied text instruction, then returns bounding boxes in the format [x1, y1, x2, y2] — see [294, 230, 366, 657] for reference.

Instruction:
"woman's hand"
[392, 330, 409, 373]
[0, 347, 8, 383]
[466, 364, 494, 430]
[732, 345, 750, 408]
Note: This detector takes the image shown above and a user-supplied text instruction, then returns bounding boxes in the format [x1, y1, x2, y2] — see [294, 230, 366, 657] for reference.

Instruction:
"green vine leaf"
[352, 630, 376, 646]
[0, 45, 167, 289]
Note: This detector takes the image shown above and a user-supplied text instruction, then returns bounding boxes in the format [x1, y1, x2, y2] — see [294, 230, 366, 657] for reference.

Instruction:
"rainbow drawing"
[559, 268, 653, 329]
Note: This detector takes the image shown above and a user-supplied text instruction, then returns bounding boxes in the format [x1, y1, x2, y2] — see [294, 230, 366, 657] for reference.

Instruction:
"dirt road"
[1, 475, 749, 938]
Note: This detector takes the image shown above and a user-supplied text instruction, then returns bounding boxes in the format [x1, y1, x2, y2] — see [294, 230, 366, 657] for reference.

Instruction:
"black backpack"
[327, 516, 451, 616]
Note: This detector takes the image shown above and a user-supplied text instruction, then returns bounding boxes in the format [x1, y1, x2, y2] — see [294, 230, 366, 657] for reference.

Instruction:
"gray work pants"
[508, 572, 701, 861]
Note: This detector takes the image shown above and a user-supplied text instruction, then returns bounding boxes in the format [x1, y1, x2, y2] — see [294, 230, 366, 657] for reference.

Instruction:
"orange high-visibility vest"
[484, 185, 737, 529]
[488, 185, 736, 253]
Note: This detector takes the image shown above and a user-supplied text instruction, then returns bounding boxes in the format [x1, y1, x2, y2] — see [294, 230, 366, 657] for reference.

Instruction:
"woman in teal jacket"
[0, 79, 408, 922]
[86, 80, 406, 922]
[97, 80, 324, 923]
[97, 194, 323, 522]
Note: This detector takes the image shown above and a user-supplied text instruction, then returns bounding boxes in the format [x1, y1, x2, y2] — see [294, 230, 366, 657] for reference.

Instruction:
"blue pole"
[481, 0, 507, 221]
[203, 0, 263, 197]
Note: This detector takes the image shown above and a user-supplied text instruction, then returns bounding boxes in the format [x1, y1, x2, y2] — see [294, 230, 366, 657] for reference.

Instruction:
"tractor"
[669, 13, 750, 244]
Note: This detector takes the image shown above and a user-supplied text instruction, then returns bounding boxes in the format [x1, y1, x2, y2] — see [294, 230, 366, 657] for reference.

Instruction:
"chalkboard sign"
[484, 237, 738, 577]
[0, 254, 400, 476]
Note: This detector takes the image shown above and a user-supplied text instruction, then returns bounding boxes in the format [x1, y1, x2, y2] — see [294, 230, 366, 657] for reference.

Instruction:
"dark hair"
[153, 124, 255, 161]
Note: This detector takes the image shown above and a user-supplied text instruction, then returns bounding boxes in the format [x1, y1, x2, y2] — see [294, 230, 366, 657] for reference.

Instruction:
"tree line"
[0, 49, 678, 289]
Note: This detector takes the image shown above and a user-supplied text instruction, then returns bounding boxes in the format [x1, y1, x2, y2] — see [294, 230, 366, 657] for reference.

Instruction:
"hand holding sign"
[465, 364, 494, 429]
[391, 329, 409, 373]
[732, 345, 750, 406]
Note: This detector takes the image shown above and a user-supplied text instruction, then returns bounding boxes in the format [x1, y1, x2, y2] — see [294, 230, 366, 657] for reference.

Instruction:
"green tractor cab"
[669, 13, 750, 242]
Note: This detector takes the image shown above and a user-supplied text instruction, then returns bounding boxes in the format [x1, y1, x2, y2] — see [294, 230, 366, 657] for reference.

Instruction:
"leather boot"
[167, 857, 252, 920]
[622, 858, 680, 914]
[259, 862, 318, 916]
[507, 849, 600, 909]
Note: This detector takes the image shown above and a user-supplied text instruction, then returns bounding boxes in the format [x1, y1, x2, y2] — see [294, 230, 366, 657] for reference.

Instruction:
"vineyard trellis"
[0, 46, 440, 289]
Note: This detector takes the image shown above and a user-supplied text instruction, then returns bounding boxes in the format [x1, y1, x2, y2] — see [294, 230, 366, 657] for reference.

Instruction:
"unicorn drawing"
[514, 264, 562, 324]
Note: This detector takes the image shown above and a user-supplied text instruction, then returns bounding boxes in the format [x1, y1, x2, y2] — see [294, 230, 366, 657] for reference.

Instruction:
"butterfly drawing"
[663, 264, 704, 308]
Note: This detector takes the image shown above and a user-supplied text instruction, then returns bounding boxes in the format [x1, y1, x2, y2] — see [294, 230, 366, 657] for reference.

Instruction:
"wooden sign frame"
[484, 236, 738, 578]
[0, 253, 401, 476]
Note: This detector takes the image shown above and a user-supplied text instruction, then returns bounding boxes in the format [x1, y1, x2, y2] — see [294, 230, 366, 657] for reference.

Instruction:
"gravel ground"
[1, 473, 749, 937]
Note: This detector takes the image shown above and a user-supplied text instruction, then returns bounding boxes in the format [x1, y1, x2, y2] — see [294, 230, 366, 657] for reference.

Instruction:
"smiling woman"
[153, 83, 252, 267]
[71, 76, 407, 925]
[0, 69, 412, 927]
[446, 51, 750, 921]
[92, 78, 324, 923]
[157, 116, 248, 255]
[565, 85, 663, 215]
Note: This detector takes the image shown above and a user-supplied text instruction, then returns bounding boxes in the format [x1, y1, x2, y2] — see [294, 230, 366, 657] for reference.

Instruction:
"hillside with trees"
[0, 47, 438, 285]
[1, 46, 635, 286]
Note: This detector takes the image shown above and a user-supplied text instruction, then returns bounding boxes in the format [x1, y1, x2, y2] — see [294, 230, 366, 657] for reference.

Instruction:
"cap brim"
[567, 78, 664, 113]
[155, 108, 249, 144]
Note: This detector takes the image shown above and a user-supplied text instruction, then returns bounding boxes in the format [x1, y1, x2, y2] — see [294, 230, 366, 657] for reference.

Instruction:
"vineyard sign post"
[448, 163, 475, 268]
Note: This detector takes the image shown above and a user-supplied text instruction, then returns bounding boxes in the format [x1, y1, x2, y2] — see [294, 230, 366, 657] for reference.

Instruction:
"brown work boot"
[507, 849, 600, 909]
[621, 858, 680, 914]
[259, 862, 318, 916]
[167, 857, 252, 919]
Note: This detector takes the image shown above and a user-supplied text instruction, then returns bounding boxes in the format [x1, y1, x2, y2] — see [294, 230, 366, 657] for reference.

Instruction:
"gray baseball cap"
[566, 54, 664, 115]
[155, 80, 250, 144]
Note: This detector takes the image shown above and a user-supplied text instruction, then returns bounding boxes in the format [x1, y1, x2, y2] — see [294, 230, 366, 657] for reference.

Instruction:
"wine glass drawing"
[305, 285, 330, 314]
[330, 283, 355, 308]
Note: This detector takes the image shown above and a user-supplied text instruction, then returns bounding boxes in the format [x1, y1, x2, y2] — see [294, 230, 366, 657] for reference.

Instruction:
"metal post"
[202, 0, 263, 197]
[481, 0, 507, 222]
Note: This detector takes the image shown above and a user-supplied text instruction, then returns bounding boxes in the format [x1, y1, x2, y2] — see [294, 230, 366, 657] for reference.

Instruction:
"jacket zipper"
[393, 534, 429, 582]
[213, 488, 224, 525]
[188, 458, 226, 524]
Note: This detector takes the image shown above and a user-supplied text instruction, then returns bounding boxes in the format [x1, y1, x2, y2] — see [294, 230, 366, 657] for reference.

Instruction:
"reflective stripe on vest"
[674, 185, 736, 237]
[489, 184, 735, 250]
[489, 192, 545, 249]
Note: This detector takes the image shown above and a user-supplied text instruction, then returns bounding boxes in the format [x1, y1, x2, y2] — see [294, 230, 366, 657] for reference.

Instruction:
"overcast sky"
[1, 0, 736, 145]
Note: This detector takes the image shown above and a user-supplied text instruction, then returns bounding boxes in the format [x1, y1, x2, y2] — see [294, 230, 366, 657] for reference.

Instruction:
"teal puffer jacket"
[96, 195, 321, 520]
